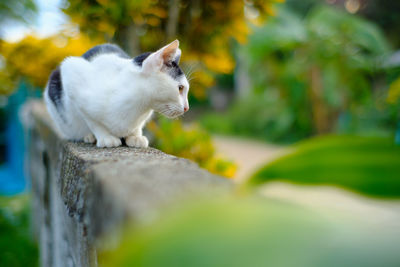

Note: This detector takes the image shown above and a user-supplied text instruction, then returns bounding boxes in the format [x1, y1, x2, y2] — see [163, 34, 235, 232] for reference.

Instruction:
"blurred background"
[0, 0, 400, 266]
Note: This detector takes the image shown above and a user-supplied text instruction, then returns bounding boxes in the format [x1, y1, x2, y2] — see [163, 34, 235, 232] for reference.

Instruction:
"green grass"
[0, 195, 38, 267]
[249, 135, 400, 198]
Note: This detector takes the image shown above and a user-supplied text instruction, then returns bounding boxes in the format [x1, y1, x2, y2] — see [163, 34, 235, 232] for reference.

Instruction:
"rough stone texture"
[24, 100, 231, 267]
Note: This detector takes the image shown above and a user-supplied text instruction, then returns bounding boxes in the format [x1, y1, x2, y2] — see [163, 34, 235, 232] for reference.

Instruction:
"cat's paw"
[83, 134, 96, 144]
[96, 136, 122, 148]
[125, 135, 149, 148]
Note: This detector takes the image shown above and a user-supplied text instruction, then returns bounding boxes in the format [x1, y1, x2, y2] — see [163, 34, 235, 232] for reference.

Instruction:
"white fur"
[44, 40, 189, 148]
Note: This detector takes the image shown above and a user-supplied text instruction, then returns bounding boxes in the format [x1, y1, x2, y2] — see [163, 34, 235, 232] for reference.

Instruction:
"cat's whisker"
[187, 69, 196, 81]
[187, 75, 196, 82]
[183, 62, 198, 82]
[184, 63, 195, 75]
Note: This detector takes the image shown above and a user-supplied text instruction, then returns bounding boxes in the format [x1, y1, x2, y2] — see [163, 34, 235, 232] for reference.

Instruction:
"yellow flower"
[0, 34, 100, 93]
[148, 117, 237, 178]
[387, 77, 400, 105]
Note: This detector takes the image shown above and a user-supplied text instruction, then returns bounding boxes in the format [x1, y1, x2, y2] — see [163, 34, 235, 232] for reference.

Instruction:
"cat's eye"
[178, 85, 184, 93]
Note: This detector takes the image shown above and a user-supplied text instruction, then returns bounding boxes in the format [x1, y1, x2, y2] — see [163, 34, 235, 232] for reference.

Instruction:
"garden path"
[212, 135, 289, 182]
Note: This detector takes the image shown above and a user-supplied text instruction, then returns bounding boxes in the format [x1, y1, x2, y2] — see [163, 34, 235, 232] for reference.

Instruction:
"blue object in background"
[0, 83, 41, 195]
[396, 120, 400, 145]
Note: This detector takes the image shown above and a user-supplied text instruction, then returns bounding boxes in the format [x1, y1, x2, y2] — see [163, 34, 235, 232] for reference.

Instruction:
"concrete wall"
[24, 101, 231, 267]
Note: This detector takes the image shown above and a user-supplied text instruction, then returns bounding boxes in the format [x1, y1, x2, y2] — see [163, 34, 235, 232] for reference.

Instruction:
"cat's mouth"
[158, 104, 184, 118]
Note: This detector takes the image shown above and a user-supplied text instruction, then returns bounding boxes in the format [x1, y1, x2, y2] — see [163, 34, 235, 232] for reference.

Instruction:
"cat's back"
[82, 43, 130, 61]
[47, 44, 131, 101]
[46, 44, 129, 99]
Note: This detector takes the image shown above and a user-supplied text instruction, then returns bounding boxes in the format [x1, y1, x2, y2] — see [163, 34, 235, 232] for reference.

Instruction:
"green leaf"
[249, 135, 400, 198]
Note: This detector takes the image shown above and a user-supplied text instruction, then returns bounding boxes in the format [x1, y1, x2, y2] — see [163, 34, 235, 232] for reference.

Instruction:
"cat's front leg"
[97, 135, 122, 148]
[84, 119, 122, 148]
[83, 134, 96, 144]
[125, 128, 149, 148]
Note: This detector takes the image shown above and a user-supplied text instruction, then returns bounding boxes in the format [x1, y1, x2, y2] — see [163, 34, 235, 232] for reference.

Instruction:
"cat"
[44, 40, 189, 148]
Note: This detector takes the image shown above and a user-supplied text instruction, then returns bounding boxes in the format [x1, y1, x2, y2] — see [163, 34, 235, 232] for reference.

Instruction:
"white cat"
[44, 40, 189, 148]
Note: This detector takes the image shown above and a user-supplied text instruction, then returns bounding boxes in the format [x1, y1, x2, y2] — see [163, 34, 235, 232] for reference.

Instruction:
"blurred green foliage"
[361, 0, 400, 47]
[203, 5, 397, 142]
[0, 195, 38, 266]
[249, 135, 400, 198]
[202, 93, 310, 143]
[388, 76, 400, 106]
[286, 0, 400, 47]
[148, 116, 236, 178]
[99, 195, 400, 267]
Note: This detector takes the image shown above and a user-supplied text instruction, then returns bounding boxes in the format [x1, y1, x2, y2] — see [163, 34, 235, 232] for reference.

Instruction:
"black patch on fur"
[134, 51, 184, 80]
[82, 44, 130, 61]
[48, 68, 63, 110]
[165, 60, 184, 80]
[133, 52, 151, 66]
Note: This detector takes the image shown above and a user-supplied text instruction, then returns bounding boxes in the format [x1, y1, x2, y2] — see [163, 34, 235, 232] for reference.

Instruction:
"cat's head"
[140, 40, 189, 118]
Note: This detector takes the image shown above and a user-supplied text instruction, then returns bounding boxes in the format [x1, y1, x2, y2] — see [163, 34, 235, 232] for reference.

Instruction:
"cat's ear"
[142, 40, 180, 73]
[174, 48, 181, 64]
[161, 39, 179, 63]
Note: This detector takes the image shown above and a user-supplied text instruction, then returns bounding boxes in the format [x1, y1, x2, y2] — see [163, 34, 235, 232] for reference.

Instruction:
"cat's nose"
[184, 106, 189, 112]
